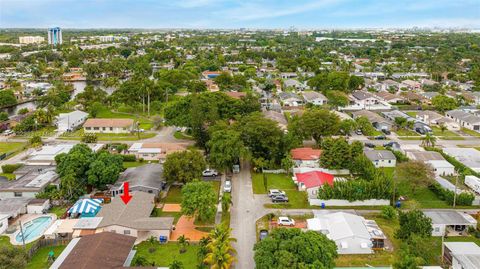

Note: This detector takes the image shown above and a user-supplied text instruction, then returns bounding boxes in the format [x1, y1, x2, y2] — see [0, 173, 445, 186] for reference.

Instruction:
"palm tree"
[178, 235, 190, 254]
[203, 244, 236, 269]
[421, 132, 437, 148]
[204, 225, 237, 269]
[439, 124, 447, 134]
[197, 236, 211, 262]
[221, 193, 232, 213]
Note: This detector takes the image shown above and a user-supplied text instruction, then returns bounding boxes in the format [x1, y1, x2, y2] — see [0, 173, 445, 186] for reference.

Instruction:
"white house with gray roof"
[302, 91, 327, 106]
[446, 110, 480, 131]
[363, 149, 396, 168]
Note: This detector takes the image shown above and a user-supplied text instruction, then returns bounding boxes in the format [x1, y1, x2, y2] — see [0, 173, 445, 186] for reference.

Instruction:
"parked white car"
[268, 189, 286, 197]
[3, 130, 14, 136]
[277, 217, 295, 226]
[223, 180, 232, 193]
[202, 169, 218, 177]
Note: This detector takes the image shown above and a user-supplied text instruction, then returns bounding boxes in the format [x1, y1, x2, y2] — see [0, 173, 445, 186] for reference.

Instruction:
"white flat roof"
[444, 242, 480, 254]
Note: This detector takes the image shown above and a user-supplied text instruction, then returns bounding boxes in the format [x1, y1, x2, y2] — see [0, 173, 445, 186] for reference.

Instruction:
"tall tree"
[395, 210, 433, 240]
[181, 181, 217, 222]
[163, 150, 206, 183]
[207, 129, 245, 173]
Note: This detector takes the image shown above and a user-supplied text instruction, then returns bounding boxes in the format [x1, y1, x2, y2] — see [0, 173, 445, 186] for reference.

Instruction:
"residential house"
[56, 110, 89, 132]
[377, 79, 400, 92]
[374, 91, 405, 104]
[442, 242, 480, 269]
[127, 142, 187, 161]
[278, 92, 303, 107]
[110, 164, 166, 198]
[420, 92, 439, 101]
[427, 158, 456, 176]
[424, 211, 477, 237]
[293, 171, 333, 197]
[401, 79, 421, 90]
[205, 79, 219, 92]
[225, 91, 247, 99]
[83, 118, 135, 134]
[343, 91, 391, 110]
[0, 198, 31, 219]
[352, 110, 392, 131]
[302, 91, 328, 106]
[50, 232, 137, 269]
[96, 191, 174, 242]
[201, 71, 222, 79]
[0, 214, 8, 234]
[283, 79, 305, 90]
[0, 167, 58, 199]
[406, 150, 455, 176]
[307, 212, 386, 254]
[416, 111, 460, 131]
[262, 110, 288, 131]
[280, 72, 297, 79]
[27, 144, 104, 165]
[401, 91, 426, 104]
[446, 110, 480, 131]
[363, 149, 396, 168]
[444, 148, 480, 173]
[290, 147, 322, 168]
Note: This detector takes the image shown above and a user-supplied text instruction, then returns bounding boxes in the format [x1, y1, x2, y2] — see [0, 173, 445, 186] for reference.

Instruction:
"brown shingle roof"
[59, 232, 135, 269]
[84, 118, 134, 128]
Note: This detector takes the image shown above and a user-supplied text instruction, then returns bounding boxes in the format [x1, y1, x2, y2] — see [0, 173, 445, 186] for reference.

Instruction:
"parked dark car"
[374, 135, 386, 140]
[364, 142, 376, 148]
[415, 128, 426, 135]
[259, 230, 268, 241]
[382, 129, 391, 135]
[384, 141, 400, 148]
[271, 195, 289, 203]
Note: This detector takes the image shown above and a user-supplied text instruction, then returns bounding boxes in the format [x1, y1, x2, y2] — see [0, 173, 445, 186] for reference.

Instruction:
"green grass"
[48, 206, 68, 218]
[16, 126, 56, 138]
[151, 208, 182, 224]
[26, 245, 66, 269]
[123, 161, 147, 169]
[0, 173, 16, 180]
[133, 242, 200, 269]
[431, 126, 460, 137]
[164, 186, 183, 203]
[461, 128, 480, 137]
[406, 112, 417, 117]
[174, 131, 194, 140]
[0, 142, 26, 155]
[264, 190, 311, 209]
[252, 173, 296, 194]
[395, 129, 420, 136]
[398, 184, 449, 209]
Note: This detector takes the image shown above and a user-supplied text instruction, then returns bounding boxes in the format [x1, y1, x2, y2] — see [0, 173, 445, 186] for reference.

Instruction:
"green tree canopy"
[254, 228, 338, 269]
[395, 210, 433, 240]
[181, 180, 217, 222]
[163, 150, 206, 183]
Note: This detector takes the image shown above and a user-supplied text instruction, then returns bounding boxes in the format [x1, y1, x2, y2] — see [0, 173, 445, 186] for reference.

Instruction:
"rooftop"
[113, 163, 165, 191]
[424, 211, 477, 225]
[50, 232, 136, 269]
[97, 191, 173, 230]
[0, 170, 58, 192]
[291, 147, 322, 161]
[364, 150, 396, 161]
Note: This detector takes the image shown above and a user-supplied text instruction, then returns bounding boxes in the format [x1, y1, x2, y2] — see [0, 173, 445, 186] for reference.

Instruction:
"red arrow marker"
[120, 182, 132, 205]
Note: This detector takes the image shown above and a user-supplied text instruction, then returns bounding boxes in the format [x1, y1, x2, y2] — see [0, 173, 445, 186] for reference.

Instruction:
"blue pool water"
[15, 216, 53, 243]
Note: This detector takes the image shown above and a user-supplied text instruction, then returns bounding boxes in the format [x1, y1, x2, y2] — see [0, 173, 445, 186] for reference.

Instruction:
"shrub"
[429, 183, 475, 206]
[1, 164, 22, 173]
[381, 206, 397, 220]
[81, 133, 98, 143]
[318, 176, 393, 201]
[122, 154, 136, 162]
[29, 135, 42, 146]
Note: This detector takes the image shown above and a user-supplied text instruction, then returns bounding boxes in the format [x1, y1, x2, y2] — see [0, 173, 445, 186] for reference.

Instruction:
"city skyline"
[1, 0, 479, 29]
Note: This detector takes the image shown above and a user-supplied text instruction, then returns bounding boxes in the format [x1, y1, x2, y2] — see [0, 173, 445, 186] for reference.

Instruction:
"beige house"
[127, 143, 188, 161]
[96, 191, 173, 243]
[83, 118, 135, 134]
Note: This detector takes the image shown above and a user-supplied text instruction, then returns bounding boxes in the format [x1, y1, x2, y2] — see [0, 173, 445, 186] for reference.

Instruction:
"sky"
[0, 0, 479, 29]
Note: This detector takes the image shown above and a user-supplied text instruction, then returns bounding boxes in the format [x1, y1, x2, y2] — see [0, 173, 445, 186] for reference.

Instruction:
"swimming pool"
[15, 216, 53, 244]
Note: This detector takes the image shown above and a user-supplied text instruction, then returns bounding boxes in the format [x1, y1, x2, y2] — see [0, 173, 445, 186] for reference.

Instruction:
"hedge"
[122, 154, 137, 162]
[429, 183, 475, 206]
[1, 163, 23, 173]
[318, 176, 393, 201]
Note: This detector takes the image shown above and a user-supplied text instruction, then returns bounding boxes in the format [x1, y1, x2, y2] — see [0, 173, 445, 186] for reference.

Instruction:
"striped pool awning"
[68, 198, 103, 214]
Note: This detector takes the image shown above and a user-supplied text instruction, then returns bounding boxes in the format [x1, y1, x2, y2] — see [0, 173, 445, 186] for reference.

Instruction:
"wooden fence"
[27, 236, 72, 259]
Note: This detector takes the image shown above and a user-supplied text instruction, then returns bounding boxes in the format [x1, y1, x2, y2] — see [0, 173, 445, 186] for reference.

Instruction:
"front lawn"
[398, 184, 449, 209]
[431, 126, 460, 137]
[26, 245, 66, 269]
[264, 190, 310, 209]
[163, 181, 221, 204]
[252, 173, 296, 194]
[15, 126, 56, 138]
[395, 129, 420, 136]
[133, 242, 200, 268]
[174, 131, 194, 140]
[0, 142, 26, 156]
[461, 128, 480, 137]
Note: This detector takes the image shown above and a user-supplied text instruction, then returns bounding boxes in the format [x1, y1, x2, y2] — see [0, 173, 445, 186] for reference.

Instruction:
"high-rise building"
[19, 36, 45, 44]
[48, 27, 62, 45]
